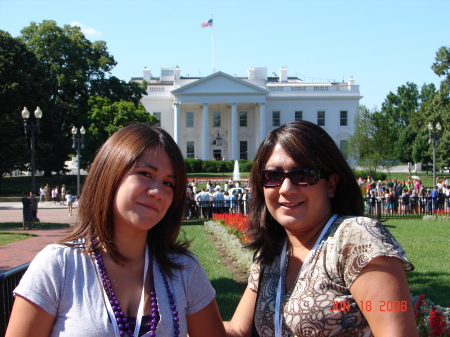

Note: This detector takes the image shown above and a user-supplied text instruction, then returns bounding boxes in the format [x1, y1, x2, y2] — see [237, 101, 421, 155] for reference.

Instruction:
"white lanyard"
[274, 214, 338, 337]
[96, 245, 149, 337]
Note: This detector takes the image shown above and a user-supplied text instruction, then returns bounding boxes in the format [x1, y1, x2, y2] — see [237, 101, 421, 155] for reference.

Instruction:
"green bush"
[184, 159, 252, 174]
[184, 158, 203, 173]
[353, 169, 387, 181]
[202, 160, 217, 173]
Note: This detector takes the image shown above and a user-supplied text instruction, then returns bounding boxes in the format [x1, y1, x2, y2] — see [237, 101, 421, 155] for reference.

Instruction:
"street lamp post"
[71, 126, 86, 196]
[428, 122, 442, 187]
[22, 107, 43, 194]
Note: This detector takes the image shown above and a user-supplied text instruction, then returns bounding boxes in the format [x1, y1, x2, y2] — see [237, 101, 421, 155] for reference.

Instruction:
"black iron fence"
[363, 195, 450, 219]
[183, 200, 251, 221]
[0, 263, 29, 336]
[182, 196, 450, 222]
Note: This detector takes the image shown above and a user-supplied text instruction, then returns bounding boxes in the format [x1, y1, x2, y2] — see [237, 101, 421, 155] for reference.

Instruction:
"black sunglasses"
[260, 168, 327, 187]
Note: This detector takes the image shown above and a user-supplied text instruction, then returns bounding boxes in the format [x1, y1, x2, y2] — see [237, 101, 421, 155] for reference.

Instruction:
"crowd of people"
[38, 184, 74, 206]
[185, 180, 251, 219]
[360, 176, 450, 215]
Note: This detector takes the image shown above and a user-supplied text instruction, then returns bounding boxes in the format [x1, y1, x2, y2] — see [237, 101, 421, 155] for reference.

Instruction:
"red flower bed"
[212, 213, 250, 244]
[414, 294, 450, 336]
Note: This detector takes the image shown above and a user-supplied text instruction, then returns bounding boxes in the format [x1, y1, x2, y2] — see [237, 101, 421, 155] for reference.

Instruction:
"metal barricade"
[0, 263, 29, 336]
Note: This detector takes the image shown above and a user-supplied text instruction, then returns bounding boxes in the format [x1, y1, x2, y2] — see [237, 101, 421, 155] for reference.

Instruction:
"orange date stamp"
[330, 300, 408, 312]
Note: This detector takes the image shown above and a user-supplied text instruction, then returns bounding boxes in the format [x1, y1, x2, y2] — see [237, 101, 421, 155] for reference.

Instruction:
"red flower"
[213, 213, 249, 243]
[428, 306, 447, 337]
[415, 294, 425, 318]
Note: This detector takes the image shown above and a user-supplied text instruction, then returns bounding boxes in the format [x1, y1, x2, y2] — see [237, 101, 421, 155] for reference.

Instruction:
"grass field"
[386, 219, 450, 306]
[179, 225, 244, 320]
[0, 232, 37, 246]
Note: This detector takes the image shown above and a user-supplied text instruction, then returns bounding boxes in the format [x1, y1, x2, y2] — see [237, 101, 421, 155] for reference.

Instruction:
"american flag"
[200, 19, 213, 28]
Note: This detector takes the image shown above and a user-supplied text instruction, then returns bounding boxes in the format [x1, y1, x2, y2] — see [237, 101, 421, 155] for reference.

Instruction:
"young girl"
[7, 124, 225, 337]
[65, 190, 74, 216]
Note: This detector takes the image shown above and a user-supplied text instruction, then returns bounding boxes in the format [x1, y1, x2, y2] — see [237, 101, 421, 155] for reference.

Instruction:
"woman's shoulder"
[167, 251, 202, 270]
[331, 216, 387, 239]
[36, 242, 85, 261]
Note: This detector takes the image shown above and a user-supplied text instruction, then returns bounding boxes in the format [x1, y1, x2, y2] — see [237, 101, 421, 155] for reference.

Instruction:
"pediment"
[172, 71, 268, 95]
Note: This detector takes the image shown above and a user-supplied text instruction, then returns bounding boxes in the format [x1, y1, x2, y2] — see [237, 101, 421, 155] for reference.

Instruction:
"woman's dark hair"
[246, 121, 364, 265]
[59, 123, 188, 276]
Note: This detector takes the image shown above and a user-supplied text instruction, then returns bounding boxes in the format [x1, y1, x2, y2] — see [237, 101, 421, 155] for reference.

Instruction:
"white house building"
[131, 66, 362, 161]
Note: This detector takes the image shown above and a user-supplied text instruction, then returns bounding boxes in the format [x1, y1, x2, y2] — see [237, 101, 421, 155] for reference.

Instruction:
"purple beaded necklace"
[93, 244, 180, 337]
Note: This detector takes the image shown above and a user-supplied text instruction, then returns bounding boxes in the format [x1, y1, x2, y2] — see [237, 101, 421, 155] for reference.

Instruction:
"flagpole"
[211, 14, 215, 73]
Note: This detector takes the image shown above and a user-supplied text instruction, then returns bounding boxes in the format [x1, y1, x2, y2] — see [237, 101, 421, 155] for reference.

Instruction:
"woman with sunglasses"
[225, 121, 417, 337]
[7, 124, 226, 337]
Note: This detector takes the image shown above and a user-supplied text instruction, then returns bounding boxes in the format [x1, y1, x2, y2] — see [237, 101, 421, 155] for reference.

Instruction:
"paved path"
[0, 202, 77, 273]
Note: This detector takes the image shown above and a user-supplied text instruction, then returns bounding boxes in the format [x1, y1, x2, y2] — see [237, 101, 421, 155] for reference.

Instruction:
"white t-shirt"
[14, 244, 215, 336]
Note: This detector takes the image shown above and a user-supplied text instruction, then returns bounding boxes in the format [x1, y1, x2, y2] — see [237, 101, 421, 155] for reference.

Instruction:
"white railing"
[268, 86, 284, 91]
[148, 87, 165, 92]
[266, 84, 359, 92]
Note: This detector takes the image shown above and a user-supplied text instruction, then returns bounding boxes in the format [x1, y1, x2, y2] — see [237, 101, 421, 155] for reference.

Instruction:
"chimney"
[143, 68, 151, 82]
[279, 66, 288, 82]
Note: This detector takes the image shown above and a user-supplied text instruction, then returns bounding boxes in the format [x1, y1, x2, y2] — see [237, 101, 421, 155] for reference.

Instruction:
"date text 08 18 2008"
[330, 300, 408, 312]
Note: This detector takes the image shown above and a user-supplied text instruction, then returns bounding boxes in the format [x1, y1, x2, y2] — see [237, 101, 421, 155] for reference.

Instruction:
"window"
[240, 141, 248, 160]
[186, 112, 194, 128]
[239, 111, 247, 127]
[340, 111, 348, 126]
[272, 111, 280, 127]
[340, 140, 348, 159]
[161, 69, 174, 76]
[186, 141, 195, 158]
[317, 111, 325, 126]
[213, 111, 221, 127]
[295, 111, 303, 121]
[153, 112, 161, 127]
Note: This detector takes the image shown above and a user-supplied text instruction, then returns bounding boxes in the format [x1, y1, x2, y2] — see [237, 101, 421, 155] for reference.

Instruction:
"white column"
[231, 103, 238, 160]
[202, 103, 209, 160]
[259, 102, 266, 144]
[172, 102, 180, 144]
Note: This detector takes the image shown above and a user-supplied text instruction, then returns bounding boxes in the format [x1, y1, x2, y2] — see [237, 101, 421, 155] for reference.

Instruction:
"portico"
[171, 71, 269, 160]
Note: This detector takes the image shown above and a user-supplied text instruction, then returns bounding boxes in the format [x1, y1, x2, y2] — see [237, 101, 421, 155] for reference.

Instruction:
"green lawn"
[385, 219, 450, 306]
[179, 224, 244, 320]
[0, 232, 37, 245]
[0, 222, 70, 230]
[0, 222, 70, 245]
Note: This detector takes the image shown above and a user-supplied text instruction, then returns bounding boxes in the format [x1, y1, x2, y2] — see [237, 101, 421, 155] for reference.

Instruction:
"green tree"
[0, 30, 47, 191]
[409, 45, 450, 171]
[18, 20, 118, 175]
[432, 45, 450, 90]
[347, 105, 383, 177]
[17, 20, 146, 175]
[82, 96, 158, 166]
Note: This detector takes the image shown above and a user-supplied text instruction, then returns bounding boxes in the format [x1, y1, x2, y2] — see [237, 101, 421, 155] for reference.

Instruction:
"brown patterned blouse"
[248, 216, 414, 337]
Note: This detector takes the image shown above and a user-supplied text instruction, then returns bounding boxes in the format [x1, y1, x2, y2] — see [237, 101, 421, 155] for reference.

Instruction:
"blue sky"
[1, 0, 449, 109]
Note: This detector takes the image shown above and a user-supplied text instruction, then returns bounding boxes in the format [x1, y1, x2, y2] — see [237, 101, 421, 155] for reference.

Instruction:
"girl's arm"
[187, 299, 226, 337]
[5, 296, 55, 337]
[223, 286, 257, 337]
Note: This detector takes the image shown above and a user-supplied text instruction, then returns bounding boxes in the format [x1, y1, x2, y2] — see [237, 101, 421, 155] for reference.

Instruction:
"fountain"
[233, 160, 240, 181]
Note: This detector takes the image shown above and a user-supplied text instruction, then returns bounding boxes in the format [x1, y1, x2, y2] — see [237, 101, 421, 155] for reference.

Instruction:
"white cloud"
[70, 22, 101, 37]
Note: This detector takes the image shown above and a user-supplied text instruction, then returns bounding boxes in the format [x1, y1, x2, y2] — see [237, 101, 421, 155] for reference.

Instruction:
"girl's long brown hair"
[246, 121, 364, 265]
[59, 123, 188, 276]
